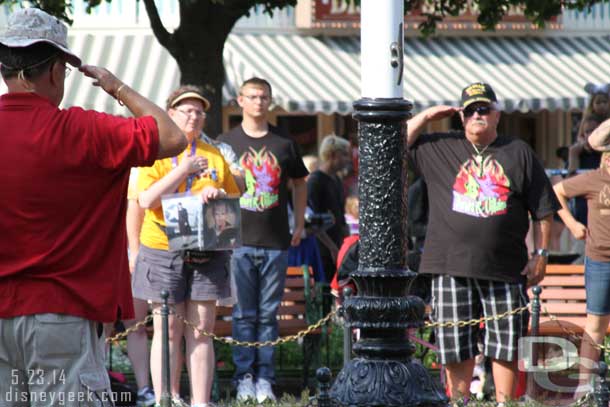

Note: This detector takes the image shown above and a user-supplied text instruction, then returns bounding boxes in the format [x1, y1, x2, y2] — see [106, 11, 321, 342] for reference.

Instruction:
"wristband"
[533, 248, 548, 257]
[115, 84, 126, 106]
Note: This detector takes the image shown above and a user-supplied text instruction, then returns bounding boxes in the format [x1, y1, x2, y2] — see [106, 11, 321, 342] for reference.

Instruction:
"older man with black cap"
[406, 82, 559, 405]
[0, 7, 186, 405]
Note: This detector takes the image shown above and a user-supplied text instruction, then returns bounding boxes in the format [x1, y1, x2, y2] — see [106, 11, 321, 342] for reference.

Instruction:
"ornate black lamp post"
[329, 2, 447, 405]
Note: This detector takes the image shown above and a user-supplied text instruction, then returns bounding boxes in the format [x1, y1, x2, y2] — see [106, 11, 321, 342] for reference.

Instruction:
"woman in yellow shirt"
[133, 86, 240, 407]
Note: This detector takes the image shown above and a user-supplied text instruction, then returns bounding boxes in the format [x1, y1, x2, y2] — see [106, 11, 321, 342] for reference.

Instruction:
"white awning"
[1, 31, 608, 114]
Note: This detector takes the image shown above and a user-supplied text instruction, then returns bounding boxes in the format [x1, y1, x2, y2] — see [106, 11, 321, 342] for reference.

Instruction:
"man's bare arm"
[406, 105, 460, 147]
[521, 214, 552, 287]
[79, 65, 186, 158]
[589, 117, 610, 151]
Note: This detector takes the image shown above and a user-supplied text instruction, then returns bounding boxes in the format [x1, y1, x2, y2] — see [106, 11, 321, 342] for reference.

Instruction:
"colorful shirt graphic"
[240, 146, 282, 212]
[600, 184, 610, 207]
[452, 155, 510, 218]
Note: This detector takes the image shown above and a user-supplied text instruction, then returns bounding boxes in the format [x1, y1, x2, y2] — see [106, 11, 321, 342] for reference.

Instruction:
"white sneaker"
[236, 373, 256, 401]
[255, 378, 276, 403]
[171, 396, 190, 407]
[136, 386, 156, 407]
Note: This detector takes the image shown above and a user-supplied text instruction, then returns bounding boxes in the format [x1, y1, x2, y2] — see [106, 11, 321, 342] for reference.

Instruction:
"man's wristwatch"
[533, 248, 549, 257]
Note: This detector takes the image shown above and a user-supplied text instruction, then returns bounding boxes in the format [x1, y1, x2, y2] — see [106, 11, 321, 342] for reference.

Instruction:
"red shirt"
[0, 93, 159, 322]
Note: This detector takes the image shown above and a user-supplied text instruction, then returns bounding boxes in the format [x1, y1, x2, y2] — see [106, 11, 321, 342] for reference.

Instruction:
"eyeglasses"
[463, 105, 493, 118]
[174, 108, 206, 118]
[242, 95, 270, 102]
[64, 66, 72, 77]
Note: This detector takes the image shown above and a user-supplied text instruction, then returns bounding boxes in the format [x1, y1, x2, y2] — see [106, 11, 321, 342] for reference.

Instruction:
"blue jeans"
[585, 257, 610, 315]
[231, 246, 288, 384]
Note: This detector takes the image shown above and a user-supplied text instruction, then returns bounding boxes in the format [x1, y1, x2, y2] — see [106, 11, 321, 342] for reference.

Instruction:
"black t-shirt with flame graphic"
[409, 131, 559, 283]
[219, 125, 308, 249]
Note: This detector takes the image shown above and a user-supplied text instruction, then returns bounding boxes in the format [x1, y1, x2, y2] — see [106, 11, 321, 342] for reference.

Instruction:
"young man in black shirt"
[407, 82, 559, 405]
[219, 78, 308, 403]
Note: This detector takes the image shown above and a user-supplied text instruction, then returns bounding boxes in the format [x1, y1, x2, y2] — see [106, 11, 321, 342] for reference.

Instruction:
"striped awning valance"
[2, 30, 608, 114]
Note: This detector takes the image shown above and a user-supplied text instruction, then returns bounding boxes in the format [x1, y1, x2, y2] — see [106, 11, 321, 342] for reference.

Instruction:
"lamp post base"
[330, 358, 447, 406]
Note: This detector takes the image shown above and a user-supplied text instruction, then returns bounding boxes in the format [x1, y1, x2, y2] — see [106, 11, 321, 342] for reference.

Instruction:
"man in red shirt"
[0, 8, 186, 405]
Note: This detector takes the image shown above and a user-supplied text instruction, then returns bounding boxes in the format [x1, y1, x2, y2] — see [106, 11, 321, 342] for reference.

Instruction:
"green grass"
[207, 396, 576, 406]
[108, 324, 605, 406]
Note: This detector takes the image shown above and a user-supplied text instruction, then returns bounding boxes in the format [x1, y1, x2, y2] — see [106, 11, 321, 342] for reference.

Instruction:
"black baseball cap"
[461, 82, 497, 108]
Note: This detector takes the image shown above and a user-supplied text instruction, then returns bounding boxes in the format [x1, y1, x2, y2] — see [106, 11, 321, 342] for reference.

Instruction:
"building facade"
[2, 1, 610, 164]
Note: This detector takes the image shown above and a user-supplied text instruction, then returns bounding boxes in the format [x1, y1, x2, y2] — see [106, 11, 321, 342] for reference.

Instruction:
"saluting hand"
[79, 65, 123, 98]
[425, 105, 461, 122]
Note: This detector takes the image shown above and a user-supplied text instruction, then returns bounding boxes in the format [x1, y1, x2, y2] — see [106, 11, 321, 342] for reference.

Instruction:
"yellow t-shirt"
[138, 139, 240, 250]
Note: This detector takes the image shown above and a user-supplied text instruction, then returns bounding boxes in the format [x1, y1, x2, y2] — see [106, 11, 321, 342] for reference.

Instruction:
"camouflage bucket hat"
[0, 8, 81, 67]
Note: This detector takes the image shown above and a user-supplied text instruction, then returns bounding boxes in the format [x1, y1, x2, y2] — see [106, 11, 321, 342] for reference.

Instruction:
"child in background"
[345, 195, 359, 235]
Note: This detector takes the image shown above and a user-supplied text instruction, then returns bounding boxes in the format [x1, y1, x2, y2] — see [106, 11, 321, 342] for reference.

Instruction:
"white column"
[360, 0, 404, 99]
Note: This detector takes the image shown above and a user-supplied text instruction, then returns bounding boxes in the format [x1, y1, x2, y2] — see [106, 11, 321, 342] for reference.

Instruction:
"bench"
[529, 263, 593, 335]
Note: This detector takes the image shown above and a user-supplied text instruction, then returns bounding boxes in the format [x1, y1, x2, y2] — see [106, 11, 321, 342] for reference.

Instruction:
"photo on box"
[161, 192, 241, 251]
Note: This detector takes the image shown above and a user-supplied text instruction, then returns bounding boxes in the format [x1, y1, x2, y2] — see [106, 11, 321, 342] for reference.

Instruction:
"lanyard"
[171, 141, 197, 193]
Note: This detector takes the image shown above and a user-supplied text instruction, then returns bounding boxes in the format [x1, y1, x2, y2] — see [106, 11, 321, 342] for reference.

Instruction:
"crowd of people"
[2, 7, 610, 407]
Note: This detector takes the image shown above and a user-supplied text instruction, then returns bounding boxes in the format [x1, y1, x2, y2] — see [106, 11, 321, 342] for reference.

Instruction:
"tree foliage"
[5, 0, 608, 34]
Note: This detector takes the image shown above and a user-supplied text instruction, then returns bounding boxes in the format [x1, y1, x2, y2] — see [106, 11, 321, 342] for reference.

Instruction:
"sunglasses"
[463, 105, 493, 118]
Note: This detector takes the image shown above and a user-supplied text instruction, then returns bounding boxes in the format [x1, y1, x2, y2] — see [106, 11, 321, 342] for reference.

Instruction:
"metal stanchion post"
[530, 286, 541, 337]
[595, 361, 609, 407]
[530, 286, 542, 367]
[316, 367, 332, 407]
[160, 290, 172, 407]
[342, 287, 353, 365]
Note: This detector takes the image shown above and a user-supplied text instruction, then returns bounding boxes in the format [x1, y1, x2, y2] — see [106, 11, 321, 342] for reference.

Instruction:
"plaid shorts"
[430, 275, 530, 364]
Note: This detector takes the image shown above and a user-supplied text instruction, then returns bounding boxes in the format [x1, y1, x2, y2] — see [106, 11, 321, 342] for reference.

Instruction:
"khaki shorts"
[0, 314, 120, 406]
[132, 245, 231, 304]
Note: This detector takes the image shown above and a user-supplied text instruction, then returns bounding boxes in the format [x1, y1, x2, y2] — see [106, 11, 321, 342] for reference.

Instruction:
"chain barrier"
[573, 392, 593, 407]
[423, 305, 530, 329]
[105, 302, 604, 354]
[105, 314, 155, 344]
[541, 307, 610, 353]
[105, 308, 338, 347]
[105, 302, 606, 405]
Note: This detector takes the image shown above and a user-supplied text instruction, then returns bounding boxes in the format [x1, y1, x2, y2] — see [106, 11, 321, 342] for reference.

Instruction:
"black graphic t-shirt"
[408, 131, 559, 283]
[219, 125, 308, 249]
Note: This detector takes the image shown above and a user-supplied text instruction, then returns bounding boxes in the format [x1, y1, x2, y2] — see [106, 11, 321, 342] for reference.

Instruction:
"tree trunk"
[173, 32, 227, 138]
[144, 0, 246, 138]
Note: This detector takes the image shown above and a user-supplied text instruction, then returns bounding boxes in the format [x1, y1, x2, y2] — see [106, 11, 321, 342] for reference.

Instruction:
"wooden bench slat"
[542, 265, 584, 275]
[537, 303, 587, 315]
[536, 276, 584, 287]
[282, 291, 308, 302]
[285, 278, 313, 288]
[532, 288, 586, 300]
[286, 266, 306, 276]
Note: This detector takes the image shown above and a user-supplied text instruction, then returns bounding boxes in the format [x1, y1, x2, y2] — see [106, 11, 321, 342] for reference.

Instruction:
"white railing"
[562, 3, 610, 32]
[233, 4, 295, 30]
[69, 0, 294, 30]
